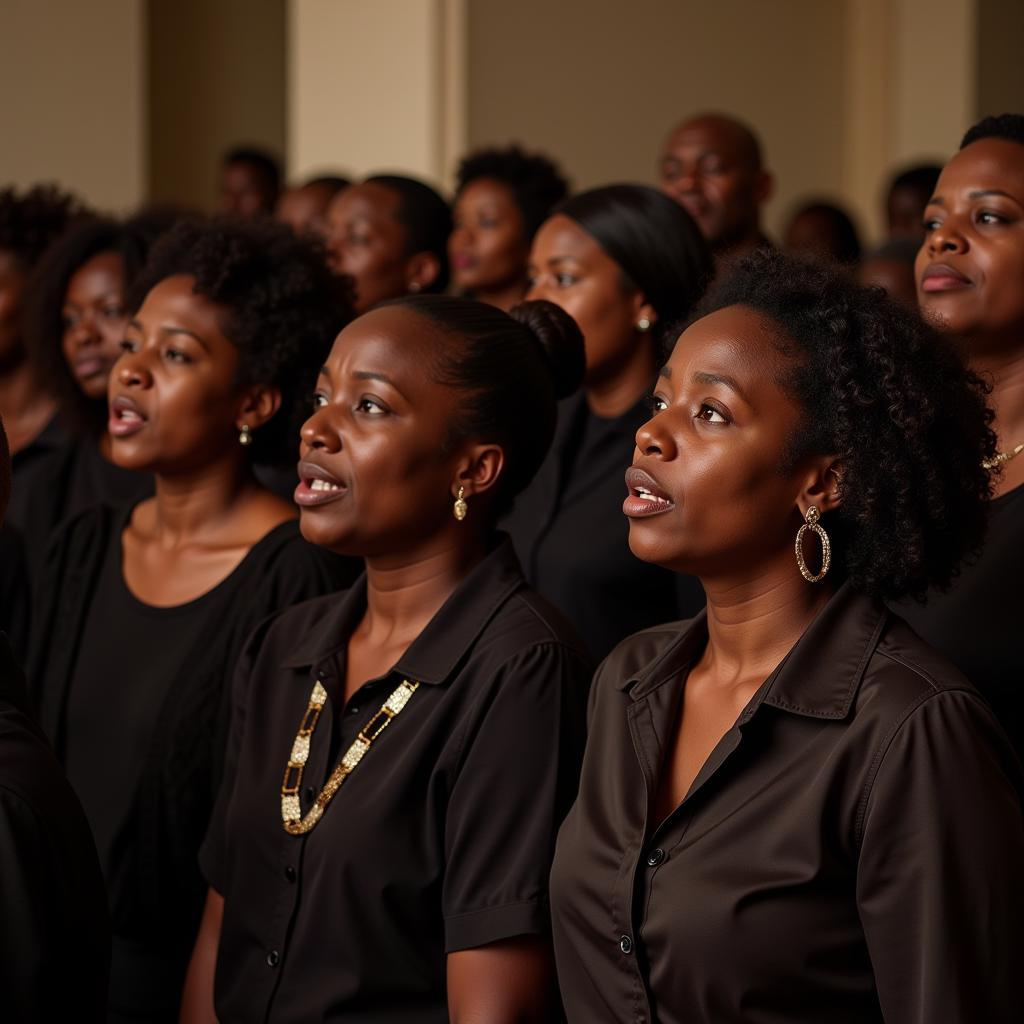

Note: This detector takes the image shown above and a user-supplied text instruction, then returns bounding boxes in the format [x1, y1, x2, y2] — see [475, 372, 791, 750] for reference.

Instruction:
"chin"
[626, 519, 687, 571]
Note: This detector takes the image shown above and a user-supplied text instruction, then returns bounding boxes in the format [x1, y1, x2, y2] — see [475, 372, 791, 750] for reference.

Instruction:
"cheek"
[571, 289, 635, 368]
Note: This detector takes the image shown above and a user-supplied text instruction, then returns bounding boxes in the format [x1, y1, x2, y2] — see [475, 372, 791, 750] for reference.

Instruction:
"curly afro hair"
[129, 217, 355, 465]
[455, 146, 569, 239]
[693, 248, 996, 602]
[26, 213, 173, 433]
[0, 184, 87, 269]
[961, 112, 1024, 149]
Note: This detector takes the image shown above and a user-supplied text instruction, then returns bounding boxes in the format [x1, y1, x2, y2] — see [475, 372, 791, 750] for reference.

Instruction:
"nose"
[635, 410, 676, 460]
[116, 352, 152, 389]
[68, 312, 100, 348]
[927, 217, 968, 255]
[300, 405, 341, 453]
[525, 275, 552, 303]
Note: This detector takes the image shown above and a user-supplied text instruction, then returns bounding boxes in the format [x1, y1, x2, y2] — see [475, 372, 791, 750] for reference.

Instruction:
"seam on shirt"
[444, 896, 544, 922]
[853, 685, 977, 848]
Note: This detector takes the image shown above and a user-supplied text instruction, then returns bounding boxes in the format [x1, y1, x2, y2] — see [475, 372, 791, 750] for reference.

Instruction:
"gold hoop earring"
[238, 423, 253, 447]
[453, 486, 468, 521]
[795, 505, 831, 583]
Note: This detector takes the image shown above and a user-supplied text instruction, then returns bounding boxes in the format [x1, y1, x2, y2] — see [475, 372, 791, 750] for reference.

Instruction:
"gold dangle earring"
[238, 423, 253, 447]
[453, 486, 468, 521]
[795, 505, 831, 583]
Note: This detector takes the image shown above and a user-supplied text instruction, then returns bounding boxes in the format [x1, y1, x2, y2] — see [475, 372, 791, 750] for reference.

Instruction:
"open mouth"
[295, 460, 349, 507]
[623, 466, 676, 518]
[108, 395, 147, 437]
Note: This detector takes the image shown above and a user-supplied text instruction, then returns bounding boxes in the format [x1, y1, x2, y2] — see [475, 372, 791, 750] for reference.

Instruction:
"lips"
[623, 466, 675, 518]
[72, 355, 110, 380]
[294, 459, 349, 507]
[920, 262, 973, 293]
[452, 252, 477, 271]
[108, 394, 147, 437]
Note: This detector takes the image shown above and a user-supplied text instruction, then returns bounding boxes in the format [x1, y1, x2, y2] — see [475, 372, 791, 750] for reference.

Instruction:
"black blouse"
[0, 632, 109, 1022]
[504, 392, 704, 663]
[201, 537, 591, 1023]
[897, 481, 1024, 760]
[550, 586, 1024, 1024]
[29, 505, 359, 1023]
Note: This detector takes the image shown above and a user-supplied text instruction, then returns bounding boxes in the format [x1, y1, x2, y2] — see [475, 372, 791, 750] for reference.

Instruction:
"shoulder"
[241, 521, 360, 589]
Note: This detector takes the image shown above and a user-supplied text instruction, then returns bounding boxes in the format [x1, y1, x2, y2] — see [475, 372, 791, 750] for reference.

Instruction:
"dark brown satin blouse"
[550, 585, 1024, 1023]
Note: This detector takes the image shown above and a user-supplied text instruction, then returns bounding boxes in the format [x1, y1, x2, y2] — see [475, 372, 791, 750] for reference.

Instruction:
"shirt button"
[646, 848, 665, 867]
[348, 705, 360, 715]
[266, 950, 280, 968]
[284, 865, 297, 883]
[619, 935, 633, 955]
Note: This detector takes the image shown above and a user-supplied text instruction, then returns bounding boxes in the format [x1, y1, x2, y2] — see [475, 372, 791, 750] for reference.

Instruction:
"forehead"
[458, 177, 516, 205]
[331, 183, 399, 223]
[532, 214, 603, 260]
[664, 120, 747, 161]
[668, 305, 793, 386]
[325, 305, 444, 372]
[137, 274, 224, 331]
[935, 139, 1024, 198]
[69, 249, 123, 286]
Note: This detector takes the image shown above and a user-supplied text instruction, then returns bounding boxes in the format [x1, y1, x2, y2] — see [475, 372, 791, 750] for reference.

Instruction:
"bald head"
[659, 113, 773, 255]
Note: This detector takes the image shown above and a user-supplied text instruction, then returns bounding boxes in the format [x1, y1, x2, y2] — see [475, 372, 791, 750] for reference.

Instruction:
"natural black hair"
[961, 112, 1024, 149]
[223, 145, 282, 196]
[0, 184, 86, 270]
[455, 146, 569, 239]
[380, 294, 585, 518]
[885, 163, 942, 218]
[364, 175, 452, 293]
[557, 185, 711, 356]
[694, 248, 995, 602]
[26, 214, 170, 433]
[128, 217, 355, 465]
[786, 200, 862, 265]
[304, 174, 351, 192]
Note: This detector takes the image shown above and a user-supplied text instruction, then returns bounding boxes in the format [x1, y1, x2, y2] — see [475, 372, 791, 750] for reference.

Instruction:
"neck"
[149, 451, 255, 541]
[585, 337, 656, 419]
[0, 357, 56, 452]
[361, 532, 489, 647]
[475, 277, 529, 314]
[973, 343, 1024, 449]
[699, 560, 835, 685]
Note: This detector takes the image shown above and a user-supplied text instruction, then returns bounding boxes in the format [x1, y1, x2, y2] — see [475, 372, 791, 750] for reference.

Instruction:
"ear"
[755, 169, 775, 205]
[405, 251, 441, 293]
[451, 443, 505, 502]
[235, 384, 282, 433]
[795, 455, 843, 519]
[629, 293, 658, 333]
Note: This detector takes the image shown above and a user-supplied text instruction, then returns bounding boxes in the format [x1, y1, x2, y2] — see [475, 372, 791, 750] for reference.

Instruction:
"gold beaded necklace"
[281, 677, 420, 835]
[982, 442, 1024, 471]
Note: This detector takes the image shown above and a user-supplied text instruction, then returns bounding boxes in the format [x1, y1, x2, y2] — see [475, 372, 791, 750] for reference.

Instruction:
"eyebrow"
[126, 319, 210, 352]
[927, 189, 1021, 207]
[354, 370, 395, 386]
[694, 370, 747, 400]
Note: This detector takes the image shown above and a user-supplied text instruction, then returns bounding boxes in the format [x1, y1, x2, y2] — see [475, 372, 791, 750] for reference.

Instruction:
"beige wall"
[465, 0, 848, 240]
[976, 0, 1024, 119]
[148, 0, 286, 210]
[287, 0, 465, 187]
[0, 0, 146, 211]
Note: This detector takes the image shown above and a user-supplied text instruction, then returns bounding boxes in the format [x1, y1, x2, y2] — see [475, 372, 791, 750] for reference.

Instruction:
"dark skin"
[527, 214, 656, 418]
[275, 181, 341, 239]
[659, 114, 773, 269]
[449, 178, 531, 312]
[218, 160, 277, 218]
[325, 183, 440, 313]
[888, 182, 932, 241]
[917, 137, 1024, 498]
[182, 306, 558, 1024]
[109, 274, 292, 607]
[783, 208, 852, 264]
[624, 305, 841, 813]
[0, 247, 57, 454]
[859, 255, 917, 307]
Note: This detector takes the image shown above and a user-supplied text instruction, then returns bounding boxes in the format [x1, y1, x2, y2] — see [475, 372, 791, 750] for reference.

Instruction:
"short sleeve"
[442, 642, 590, 952]
[856, 689, 1024, 1023]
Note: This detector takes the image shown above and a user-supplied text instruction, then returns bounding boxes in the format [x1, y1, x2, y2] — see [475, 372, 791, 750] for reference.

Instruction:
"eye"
[923, 216, 941, 232]
[977, 211, 1005, 226]
[164, 347, 192, 364]
[311, 392, 328, 410]
[119, 338, 137, 353]
[696, 402, 728, 424]
[355, 396, 387, 415]
[648, 394, 668, 413]
[102, 304, 125, 321]
[62, 312, 79, 330]
[554, 272, 578, 287]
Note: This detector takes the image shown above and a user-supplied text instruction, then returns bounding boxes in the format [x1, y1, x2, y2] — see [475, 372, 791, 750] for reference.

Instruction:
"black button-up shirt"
[201, 538, 591, 1022]
[551, 585, 1024, 1023]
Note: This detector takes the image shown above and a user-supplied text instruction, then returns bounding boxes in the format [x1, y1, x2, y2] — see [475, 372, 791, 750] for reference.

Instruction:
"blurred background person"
[858, 237, 920, 306]
[783, 199, 862, 266]
[217, 145, 281, 219]
[0, 412, 110, 1023]
[884, 162, 942, 242]
[449, 145, 569, 312]
[29, 217, 359, 1022]
[508, 184, 710, 661]
[275, 174, 350, 239]
[325, 173, 451, 313]
[658, 113, 773, 273]
[901, 113, 1024, 762]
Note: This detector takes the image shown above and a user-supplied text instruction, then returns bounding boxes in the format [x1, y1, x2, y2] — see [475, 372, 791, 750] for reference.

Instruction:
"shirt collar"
[618, 583, 887, 720]
[279, 534, 526, 686]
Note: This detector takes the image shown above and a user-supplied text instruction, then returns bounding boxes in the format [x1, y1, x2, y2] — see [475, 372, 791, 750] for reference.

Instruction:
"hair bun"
[510, 299, 585, 400]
